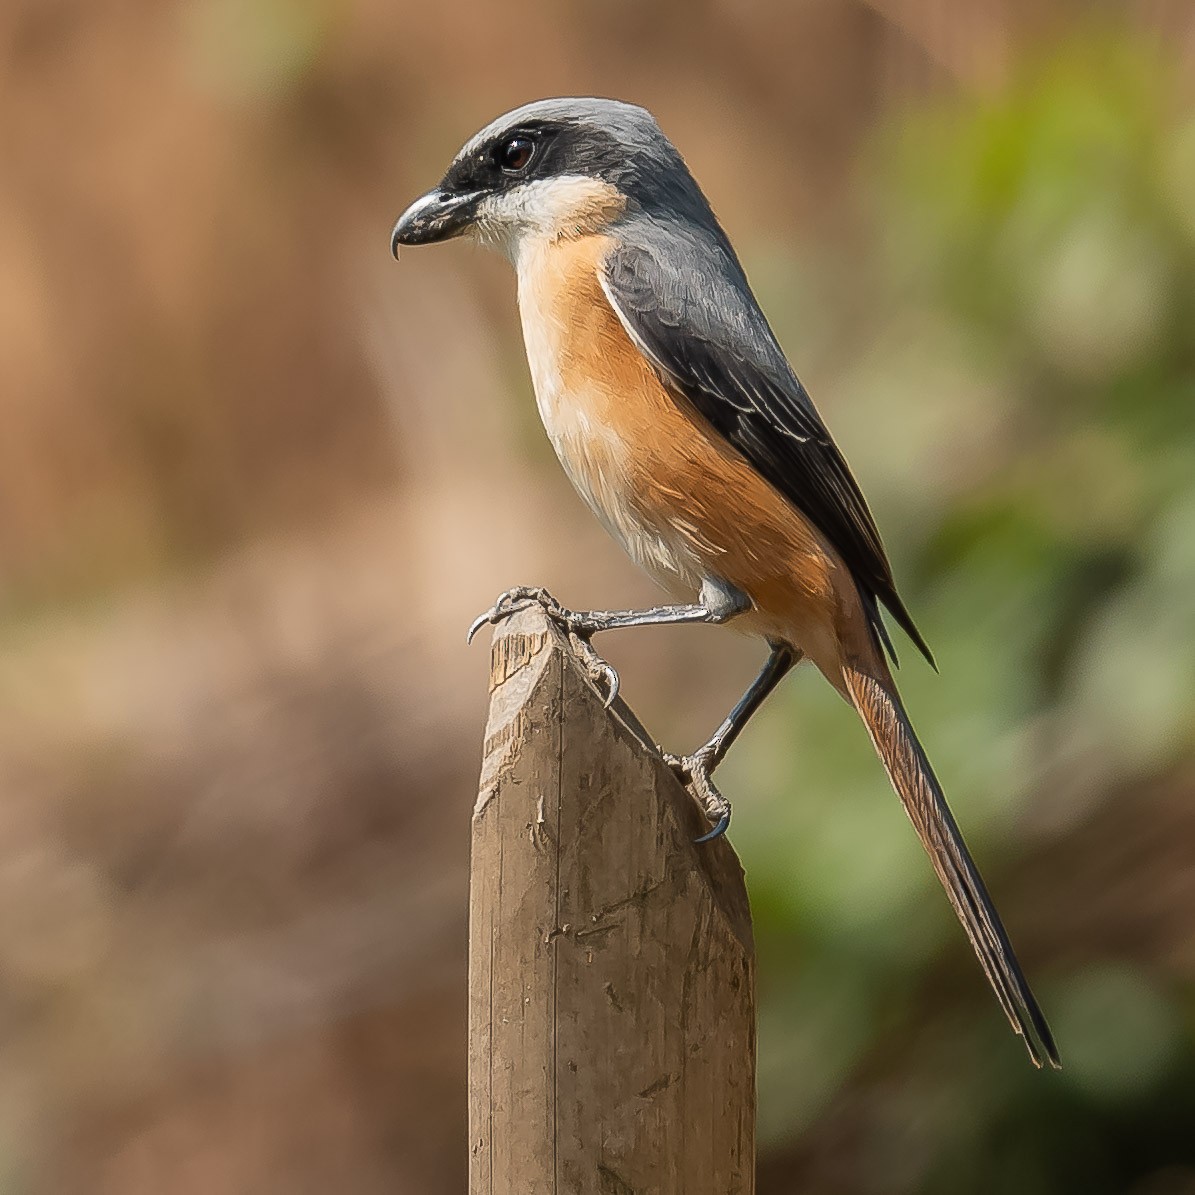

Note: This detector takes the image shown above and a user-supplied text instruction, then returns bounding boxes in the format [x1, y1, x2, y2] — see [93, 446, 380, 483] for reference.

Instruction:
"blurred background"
[3, 0, 1195, 1191]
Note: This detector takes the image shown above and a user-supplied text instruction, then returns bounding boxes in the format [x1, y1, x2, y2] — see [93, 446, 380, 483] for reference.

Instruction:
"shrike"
[392, 97, 1059, 1068]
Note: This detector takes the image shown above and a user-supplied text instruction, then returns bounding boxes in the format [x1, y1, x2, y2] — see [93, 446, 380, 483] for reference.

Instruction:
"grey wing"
[600, 221, 932, 667]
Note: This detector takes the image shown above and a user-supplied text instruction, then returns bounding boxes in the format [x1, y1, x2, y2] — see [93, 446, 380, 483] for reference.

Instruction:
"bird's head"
[391, 97, 709, 260]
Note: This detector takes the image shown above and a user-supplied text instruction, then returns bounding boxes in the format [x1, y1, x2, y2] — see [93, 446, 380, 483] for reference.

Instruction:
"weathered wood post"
[469, 605, 756, 1194]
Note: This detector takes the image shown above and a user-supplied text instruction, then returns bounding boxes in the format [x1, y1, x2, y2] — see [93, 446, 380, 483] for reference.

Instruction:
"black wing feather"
[601, 220, 933, 668]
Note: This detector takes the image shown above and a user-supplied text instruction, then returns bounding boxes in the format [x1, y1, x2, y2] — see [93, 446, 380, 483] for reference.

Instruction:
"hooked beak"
[391, 187, 483, 255]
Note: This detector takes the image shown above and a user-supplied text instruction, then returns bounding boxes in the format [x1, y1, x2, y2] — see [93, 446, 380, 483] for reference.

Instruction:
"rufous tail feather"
[841, 660, 1060, 1068]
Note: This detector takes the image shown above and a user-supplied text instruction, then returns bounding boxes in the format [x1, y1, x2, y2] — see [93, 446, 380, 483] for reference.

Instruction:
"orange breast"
[515, 231, 873, 670]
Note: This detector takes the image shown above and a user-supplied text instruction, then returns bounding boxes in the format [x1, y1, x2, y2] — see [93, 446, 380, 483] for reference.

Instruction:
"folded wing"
[600, 219, 933, 667]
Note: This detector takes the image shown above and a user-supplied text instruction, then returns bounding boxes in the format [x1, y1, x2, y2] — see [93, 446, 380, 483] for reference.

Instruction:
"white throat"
[475, 175, 625, 262]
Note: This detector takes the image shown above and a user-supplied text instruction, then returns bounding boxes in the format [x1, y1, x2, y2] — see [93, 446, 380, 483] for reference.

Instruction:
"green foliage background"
[736, 32, 1195, 1193]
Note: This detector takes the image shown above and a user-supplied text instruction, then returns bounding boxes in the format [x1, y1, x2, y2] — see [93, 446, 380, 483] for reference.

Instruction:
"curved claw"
[567, 631, 620, 708]
[466, 611, 493, 645]
[599, 661, 620, 708]
[665, 748, 731, 844]
[466, 585, 621, 703]
[466, 586, 563, 645]
[694, 810, 731, 843]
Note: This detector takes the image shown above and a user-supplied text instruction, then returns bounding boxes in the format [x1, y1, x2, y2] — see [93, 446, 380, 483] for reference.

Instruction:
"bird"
[390, 97, 1059, 1069]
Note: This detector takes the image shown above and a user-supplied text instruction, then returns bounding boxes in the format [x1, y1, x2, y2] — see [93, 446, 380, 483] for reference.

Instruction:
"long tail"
[841, 659, 1060, 1068]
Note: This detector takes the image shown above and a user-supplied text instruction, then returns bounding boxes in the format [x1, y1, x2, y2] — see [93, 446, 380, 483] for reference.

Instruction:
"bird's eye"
[497, 135, 536, 174]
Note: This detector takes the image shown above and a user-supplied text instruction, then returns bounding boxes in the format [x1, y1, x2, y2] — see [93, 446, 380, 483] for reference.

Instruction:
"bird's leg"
[467, 579, 749, 707]
[665, 642, 799, 842]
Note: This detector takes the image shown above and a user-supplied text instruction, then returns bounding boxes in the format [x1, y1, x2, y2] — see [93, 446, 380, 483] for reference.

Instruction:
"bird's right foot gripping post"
[467, 585, 622, 706]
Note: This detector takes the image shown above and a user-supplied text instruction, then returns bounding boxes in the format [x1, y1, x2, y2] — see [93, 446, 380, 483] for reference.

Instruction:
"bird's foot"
[564, 632, 620, 708]
[466, 585, 561, 644]
[664, 746, 731, 842]
[466, 586, 620, 707]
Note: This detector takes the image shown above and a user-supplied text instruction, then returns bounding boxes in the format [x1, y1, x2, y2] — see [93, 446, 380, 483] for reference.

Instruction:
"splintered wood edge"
[475, 603, 753, 952]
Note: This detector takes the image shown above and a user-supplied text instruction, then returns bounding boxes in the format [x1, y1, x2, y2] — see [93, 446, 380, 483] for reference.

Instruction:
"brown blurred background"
[4, 1, 1195, 1191]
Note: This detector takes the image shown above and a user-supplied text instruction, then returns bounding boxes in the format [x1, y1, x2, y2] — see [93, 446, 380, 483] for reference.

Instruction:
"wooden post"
[469, 605, 756, 1194]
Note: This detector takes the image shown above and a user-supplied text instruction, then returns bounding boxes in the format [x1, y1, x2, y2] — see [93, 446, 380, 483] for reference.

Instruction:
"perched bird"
[391, 97, 1059, 1068]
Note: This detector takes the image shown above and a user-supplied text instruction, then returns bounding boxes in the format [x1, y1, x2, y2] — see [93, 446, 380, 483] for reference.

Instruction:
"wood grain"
[469, 604, 755, 1194]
